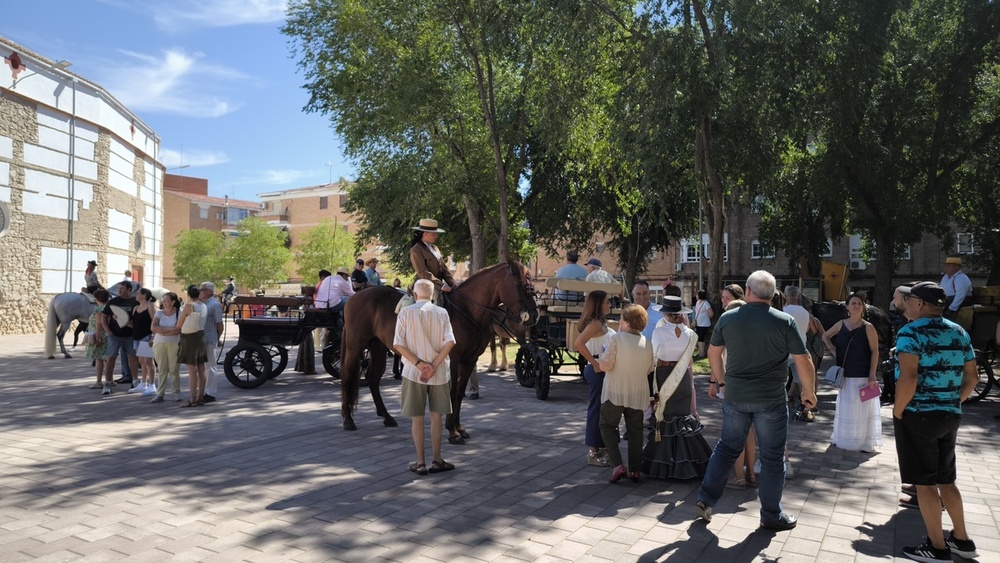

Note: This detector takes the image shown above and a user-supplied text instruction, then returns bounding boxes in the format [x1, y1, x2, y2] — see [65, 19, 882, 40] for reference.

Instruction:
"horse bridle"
[446, 262, 538, 342]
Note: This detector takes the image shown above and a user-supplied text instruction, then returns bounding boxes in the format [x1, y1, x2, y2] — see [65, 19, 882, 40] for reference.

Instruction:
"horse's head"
[502, 259, 539, 327]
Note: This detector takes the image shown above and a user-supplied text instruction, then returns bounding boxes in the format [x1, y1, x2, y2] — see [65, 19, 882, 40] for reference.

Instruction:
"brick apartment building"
[161, 173, 260, 292]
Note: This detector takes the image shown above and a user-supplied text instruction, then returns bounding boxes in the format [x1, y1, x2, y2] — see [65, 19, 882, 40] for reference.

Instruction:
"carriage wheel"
[322, 343, 341, 379]
[265, 345, 289, 379]
[964, 351, 994, 404]
[535, 348, 552, 400]
[515, 346, 536, 388]
[224, 343, 272, 389]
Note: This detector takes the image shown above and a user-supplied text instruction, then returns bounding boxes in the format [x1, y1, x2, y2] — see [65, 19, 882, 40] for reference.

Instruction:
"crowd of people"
[76, 242, 984, 561]
[556, 251, 981, 562]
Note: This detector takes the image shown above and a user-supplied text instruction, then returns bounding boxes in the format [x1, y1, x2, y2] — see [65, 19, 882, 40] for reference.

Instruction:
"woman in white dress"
[573, 291, 615, 467]
[822, 293, 882, 452]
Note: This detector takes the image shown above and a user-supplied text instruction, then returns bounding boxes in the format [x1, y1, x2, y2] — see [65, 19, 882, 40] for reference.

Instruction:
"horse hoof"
[458, 429, 470, 439]
[383, 416, 398, 428]
[63, 354, 72, 359]
[343, 419, 357, 431]
[487, 367, 497, 373]
[48, 355, 55, 360]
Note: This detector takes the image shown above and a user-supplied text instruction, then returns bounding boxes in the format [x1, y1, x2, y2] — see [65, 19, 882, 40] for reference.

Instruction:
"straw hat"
[412, 218, 446, 233]
[945, 257, 962, 266]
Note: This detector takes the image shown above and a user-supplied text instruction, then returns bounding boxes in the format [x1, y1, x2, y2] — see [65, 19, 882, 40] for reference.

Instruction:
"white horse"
[45, 282, 168, 359]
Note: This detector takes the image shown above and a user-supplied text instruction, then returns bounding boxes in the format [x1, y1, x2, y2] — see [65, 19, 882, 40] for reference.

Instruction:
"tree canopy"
[294, 220, 356, 285]
[171, 229, 225, 287]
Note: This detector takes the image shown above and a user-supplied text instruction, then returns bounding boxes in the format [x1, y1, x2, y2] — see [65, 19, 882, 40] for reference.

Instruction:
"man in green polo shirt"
[694, 270, 817, 531]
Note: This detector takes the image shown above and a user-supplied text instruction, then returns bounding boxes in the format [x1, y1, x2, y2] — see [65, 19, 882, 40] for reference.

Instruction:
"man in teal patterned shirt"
[893, 281, 979, 562]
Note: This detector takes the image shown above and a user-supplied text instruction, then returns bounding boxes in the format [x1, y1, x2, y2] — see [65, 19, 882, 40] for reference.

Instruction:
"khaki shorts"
[400, 378, 453, 417]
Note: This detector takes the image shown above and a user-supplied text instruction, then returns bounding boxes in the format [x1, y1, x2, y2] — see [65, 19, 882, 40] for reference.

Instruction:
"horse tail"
[45, 296, 59, 358]
[341, 333, 360, 417]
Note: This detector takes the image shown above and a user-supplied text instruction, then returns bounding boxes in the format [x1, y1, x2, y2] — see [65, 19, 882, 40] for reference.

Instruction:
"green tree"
[220, 217, 291, 291]
[294, 220, 356, 285]
[284, 0, 626, 271]
[818, 0, 1000, 307]
[171, 229, 225, 287]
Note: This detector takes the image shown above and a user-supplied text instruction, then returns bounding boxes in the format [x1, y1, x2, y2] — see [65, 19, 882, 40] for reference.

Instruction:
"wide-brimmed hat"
[336, 266, 351, 276]
[654, 295, 692, 315]
[412, 218, 445, 233]
[945, 257, 962, 266]
[87, 260, 97, 266]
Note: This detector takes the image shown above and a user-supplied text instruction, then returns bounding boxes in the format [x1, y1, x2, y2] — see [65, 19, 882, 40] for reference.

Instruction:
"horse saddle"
[81, 292, 97, 304]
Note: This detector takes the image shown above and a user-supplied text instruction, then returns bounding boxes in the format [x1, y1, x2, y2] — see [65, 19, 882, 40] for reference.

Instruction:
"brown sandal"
[408, 463, 428, 475]
[428, 460, 455, 473]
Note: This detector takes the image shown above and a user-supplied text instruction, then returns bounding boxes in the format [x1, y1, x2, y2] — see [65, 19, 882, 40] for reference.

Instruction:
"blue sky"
[0, 0, 353, 201]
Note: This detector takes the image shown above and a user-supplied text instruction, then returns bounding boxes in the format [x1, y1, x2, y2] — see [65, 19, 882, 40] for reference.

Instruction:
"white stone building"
[0, 37, 163, 335]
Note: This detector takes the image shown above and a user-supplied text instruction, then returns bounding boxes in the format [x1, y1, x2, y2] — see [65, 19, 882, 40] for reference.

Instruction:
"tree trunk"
[463, 194, 486, 273]
[872, 232, 897, 310]
[695, 116, 725, 304]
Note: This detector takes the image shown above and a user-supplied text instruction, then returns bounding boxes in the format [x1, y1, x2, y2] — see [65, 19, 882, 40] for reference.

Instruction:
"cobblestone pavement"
[2, 326, 999, 562]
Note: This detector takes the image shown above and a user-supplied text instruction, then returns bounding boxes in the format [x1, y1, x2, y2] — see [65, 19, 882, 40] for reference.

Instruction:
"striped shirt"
[393, 300, 456, 385]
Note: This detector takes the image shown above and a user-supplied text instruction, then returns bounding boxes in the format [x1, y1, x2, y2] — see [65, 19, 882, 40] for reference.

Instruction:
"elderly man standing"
[200, 281, 225, 404]
[893, 282, 979, 562]
[940, 257, 973, 319]
[694, 270, 816, 530]
[393, 279, 457, 476]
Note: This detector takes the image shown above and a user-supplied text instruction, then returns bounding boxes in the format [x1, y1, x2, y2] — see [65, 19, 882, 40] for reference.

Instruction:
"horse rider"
[85, 260, 102, 294]
[409, 218, 456, 303]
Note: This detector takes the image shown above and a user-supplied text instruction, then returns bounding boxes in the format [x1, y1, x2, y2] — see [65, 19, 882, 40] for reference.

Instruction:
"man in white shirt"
[312, 270, 333, 308]
[783, 285, 813, 406]
[393, 279, 457, 476]
[584, 258, 616, 284]
[941, 256, 973, 319]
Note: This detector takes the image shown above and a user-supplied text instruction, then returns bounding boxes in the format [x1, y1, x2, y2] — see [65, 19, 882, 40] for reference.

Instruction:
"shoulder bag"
[824, 321, 866, 389]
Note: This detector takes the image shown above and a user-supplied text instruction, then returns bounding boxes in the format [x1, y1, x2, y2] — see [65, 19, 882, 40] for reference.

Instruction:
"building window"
[751, 240, 774, 259]
[957, 232, 974, 254]
[681, 234, 727, 263]
[849, 235, 865, 261]
[339, 194, 349, 208]
[821, 238, 834, 258]
[320, 196, 328, 210]
[199, 207, 208, 220]
[901, 245, 911, 260]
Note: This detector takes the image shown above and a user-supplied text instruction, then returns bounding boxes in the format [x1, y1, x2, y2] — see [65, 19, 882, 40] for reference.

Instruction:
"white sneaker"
[753, 460, 761, 474]
[142, 385, 157, 396]
[785, 460, 795, 479]
[128, 382, 146, 394]
[102, 382, 111, 395]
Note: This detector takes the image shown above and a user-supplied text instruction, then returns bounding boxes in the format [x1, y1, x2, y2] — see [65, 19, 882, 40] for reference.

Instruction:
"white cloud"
[161, 148, 229, 169]
[97, 48, 248, 118]
[238, 169, 316, 186]
[152, 0, 289, 30]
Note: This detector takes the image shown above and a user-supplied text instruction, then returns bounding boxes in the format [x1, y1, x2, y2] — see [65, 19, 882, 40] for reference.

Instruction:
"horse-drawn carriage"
[515, 278, 627, 400]
[953, 286, 1000, 402]
[223, 295, 347, 388]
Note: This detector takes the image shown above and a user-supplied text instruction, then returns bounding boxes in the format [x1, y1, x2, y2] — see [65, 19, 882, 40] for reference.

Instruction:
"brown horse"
[340, 259, 538, 441]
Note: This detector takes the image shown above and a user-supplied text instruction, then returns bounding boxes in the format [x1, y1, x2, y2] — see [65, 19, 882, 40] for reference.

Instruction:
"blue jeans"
[583, 365, 605, 448]
[698, 400, 789, 524]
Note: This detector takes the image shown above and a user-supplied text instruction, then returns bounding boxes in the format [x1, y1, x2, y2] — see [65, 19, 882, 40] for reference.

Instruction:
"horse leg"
[57, 325, 71, 359]
[365, 342, 396, 427]
[446, 363, 473, 443]
[487, 337, 498, 372]
[499, 337, 509, 371]
[73, 321, 88, 347]
[341, 343, 361, 431]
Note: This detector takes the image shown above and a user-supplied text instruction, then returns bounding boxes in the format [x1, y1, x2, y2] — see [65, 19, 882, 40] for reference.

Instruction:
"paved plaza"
[2, 325, 999, 562]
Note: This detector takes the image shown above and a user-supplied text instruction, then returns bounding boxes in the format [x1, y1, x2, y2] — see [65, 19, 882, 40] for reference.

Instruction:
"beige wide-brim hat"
[945, 257, 962, 265]
[336, 266, 351, 276]
[412, 218, 446, 233]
